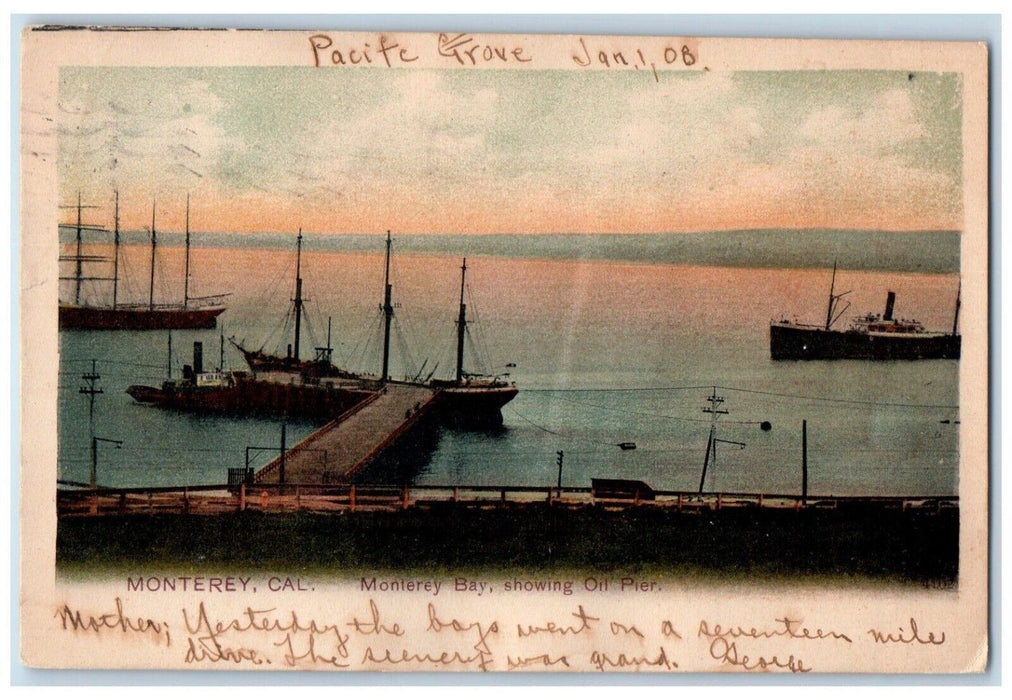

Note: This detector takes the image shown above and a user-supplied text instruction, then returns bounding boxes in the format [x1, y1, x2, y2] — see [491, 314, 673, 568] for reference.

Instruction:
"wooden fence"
[56, 482, 959, 518]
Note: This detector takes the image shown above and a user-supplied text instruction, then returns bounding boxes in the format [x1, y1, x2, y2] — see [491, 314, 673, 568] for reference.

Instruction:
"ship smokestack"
[193, 341, 203, 375]
[883, 291, 896, 322]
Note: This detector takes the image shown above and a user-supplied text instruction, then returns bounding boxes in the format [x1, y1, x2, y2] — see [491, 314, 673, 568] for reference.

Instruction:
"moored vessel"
[770, 263, 961, 360]
[59, 193, 228, 330]
[231, 232, 517, 425]
[133, 232, 517, 427]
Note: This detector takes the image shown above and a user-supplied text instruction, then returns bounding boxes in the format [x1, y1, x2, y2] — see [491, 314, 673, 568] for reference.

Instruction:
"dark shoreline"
[57, 502, 958, 586]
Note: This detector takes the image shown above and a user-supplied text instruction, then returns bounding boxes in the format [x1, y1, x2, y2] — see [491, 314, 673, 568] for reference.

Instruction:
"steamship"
[132, 232, 517, 427]
[769, 264, 961, 361]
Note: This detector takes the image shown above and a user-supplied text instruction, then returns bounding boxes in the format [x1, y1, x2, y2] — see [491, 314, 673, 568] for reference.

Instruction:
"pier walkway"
[254, 383, 438, 485]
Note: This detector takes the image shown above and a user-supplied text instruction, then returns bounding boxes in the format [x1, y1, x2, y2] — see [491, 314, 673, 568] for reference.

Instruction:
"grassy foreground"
[56, 502, 958, 585]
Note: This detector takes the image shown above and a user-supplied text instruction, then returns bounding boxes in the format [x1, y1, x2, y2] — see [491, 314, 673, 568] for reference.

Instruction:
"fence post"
[239, 483, 246, 511]
[119, 492, 127, 515]
[350, 485, 356, 512]
[296, 486, 301, 511]
[453, 487, 459, 503]
[183, 487, 190, 514]
[401, 486, 409, 510]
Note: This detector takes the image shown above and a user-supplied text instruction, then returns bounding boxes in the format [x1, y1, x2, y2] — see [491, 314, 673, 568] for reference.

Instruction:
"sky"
[57, 67, 963, 235]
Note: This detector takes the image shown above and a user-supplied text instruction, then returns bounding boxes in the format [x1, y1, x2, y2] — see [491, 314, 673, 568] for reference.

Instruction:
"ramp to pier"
[255, 384, 438, 485]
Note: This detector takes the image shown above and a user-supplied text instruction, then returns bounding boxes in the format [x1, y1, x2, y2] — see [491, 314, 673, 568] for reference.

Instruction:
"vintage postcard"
[19, 28, 988, 673]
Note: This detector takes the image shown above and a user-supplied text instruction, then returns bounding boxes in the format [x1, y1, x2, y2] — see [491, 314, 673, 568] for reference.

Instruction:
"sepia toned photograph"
[18, 26, 990, 673]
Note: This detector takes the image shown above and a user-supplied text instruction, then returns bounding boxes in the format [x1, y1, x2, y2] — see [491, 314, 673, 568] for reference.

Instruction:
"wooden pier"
[254, 383, 439, 485]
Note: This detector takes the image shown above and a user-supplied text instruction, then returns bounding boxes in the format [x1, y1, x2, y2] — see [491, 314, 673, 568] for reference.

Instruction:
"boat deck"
[254, 383, 439, 484]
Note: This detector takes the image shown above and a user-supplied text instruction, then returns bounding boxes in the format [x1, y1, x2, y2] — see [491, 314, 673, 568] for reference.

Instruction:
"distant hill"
[59, 228, 960, 274]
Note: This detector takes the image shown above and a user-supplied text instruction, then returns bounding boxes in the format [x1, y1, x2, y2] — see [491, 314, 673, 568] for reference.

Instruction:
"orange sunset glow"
[58, 67, 962, 235]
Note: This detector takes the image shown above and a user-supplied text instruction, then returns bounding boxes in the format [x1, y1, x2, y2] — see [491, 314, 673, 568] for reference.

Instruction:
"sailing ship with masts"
[233, 232, 516, 389]
[59, 192, 228, 330]
[229, 230, 352, 377]
[769, 262, 961, 360]
[134, 231, 517, 425]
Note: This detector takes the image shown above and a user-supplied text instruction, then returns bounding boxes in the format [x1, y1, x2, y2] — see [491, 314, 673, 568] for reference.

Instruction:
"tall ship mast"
[769, 264, 961, 360]
[59, 192, 228, 330]
[229, 232, 517, 426]
[231, 230, 347, 376]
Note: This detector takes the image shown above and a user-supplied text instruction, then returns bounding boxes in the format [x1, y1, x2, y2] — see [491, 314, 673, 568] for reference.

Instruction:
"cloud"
[59, 75, 231, 220]
[58, 68, 962, 234]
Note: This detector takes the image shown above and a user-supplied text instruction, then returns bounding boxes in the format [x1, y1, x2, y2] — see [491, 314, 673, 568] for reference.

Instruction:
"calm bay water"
[58, 236, 959, 496]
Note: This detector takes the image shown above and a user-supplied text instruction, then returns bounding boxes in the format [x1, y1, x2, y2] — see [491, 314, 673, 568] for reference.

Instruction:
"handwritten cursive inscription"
[867, 618, 946, 645]
[707, 637, 811, 673]
[506, 653, 571, 670]
[55, 597, 171, 646]
[347, 599, 404, 637]
[309, 34, 418, 68]
[436, 33, 532, 66]
[50, 591, 955, 671]
[516, 604, 600, 637]
[275, 632, 350, 668]
[571, 37, 698, 81]
[699, 617, 852, 644]
[590, 647, 676, 671]
[181, 601, 350, 666]
[426, 603, 498, 671]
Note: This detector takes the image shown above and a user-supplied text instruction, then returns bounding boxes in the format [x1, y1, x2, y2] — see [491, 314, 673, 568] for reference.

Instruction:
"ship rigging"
[59, 192, 229, 330]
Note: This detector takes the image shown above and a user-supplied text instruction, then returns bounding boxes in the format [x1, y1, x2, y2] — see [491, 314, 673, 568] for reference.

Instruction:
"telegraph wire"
[523, 384, 957, 410]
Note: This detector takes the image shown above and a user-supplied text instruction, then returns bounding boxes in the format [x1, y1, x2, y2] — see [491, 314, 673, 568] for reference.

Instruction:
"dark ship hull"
[60, 304, 225, 331]
[127, 374, 374, 418]
[230, 235, 517, 427]
[770, 323, 961, 360]
[236, 344, 359, 379]
[433, 383, 519, 428]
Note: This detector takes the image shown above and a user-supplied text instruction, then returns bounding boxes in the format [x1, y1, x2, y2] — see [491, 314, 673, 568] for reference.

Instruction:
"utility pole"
[556, 450, 564, 499]
[90, 436, 122, 489]
[698, 387, 745, 494]
[698, 387, 726, 494]
[79, 360, 120, 488]
[79, 359, 103, 435]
